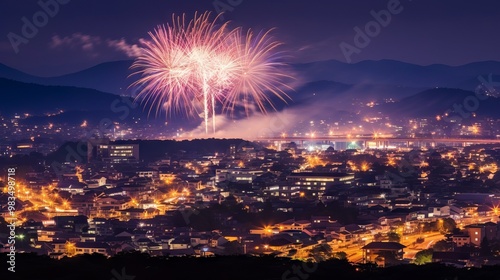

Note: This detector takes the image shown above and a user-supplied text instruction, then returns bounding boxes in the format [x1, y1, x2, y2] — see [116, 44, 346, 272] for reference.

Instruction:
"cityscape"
[2, 0, 500, 279]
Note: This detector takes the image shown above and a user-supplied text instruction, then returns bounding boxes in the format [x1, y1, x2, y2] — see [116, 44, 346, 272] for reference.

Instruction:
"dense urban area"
[2, 128, 500, 271]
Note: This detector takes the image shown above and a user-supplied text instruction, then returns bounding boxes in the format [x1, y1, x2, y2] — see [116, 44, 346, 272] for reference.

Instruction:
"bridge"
[250, 135, 500, 148]
[256, 136, 500, 143]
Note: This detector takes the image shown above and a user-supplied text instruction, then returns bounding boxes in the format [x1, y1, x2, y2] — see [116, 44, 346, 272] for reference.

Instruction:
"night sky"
[1, 0, 499, 76]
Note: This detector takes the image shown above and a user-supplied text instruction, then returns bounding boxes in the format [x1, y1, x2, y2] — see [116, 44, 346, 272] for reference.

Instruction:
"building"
[87, 138, 110, 162]
[464, 222, 498, 246]
[93, 195, 131, 218]
[74, 242, 111, 256]
[215, 168, 263, 183]
[56, 180, 87, 195]
[263, 185, 301, 200]
[286, 172, 354, 197]
[361, 242, 406, 266]
[452, 234, 471, 247]
[465, 225, 484, 246]
[428, 206, 451, 218]
[287, 172, 354, 187]
[87, 218, 114, 236]
[96, 144, 139, 163]
[136, 169, 159, 179]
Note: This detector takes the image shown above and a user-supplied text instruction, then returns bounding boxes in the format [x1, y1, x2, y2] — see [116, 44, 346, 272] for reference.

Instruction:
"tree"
[480, 237, 492, 257]
[308, 243, 333, 262]
[333, 251, 348, 260]
[222, 194, 238, 209]
[414, 249, 433, 265]
[315, 201, 326, 213]
[441, 218, 457, 234]
[390, 220, 405, 230]
[433, 240, 453, 252]
[223, 241, 243, 255]
[387, 232, 401, 243]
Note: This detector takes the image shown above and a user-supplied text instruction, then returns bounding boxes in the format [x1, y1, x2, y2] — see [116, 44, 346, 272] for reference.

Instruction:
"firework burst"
[130, 11, 292, 134]
[223, 27, 293, 116]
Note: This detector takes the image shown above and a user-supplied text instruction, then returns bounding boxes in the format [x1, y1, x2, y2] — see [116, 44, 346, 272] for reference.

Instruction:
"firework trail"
[130, 11, 292, 134]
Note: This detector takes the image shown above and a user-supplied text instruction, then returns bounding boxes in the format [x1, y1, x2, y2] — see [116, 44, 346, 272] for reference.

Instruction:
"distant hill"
[2, 59, 500, 95]
[0, 60, 136, 95]
[6, 78, 500, 128]
[379, 88, 500, 118]
[292, 59, 500, 90]
[0, 78, 123, 116]
[0, 78, 195, 129]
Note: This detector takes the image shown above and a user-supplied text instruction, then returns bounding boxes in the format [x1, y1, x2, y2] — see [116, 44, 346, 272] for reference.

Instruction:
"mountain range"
[1, 59, 500, 128]
[2, 59, 500, 95]
[0, 61, 135, 95]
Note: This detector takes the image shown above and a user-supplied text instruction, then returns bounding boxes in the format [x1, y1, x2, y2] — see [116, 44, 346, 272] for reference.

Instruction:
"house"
[49, 240, 67, 254]
[276, 219, 311, 231]
[93, 195, 131, 217]
[452, 234, 470, 247]
[21, 219, 44, 234]
[468, 225, 485, 246]
[48, 252, 66, 260]
[169, 236, 192, 250]
[57, 180, 87, 194]
[53, 215, 88, 233]
[136, 169, 159, 179]
[186, 180, 202, 190]
[74, 242, 111, 257]
[86, 177, 107, 188]
[428, 205, 451, 217]
[118, 207, 158, 220]
[70, 194, 95, 216]
[464, 222, 498, 246]
[80, 233, 97, 242]
[37, 229, 62, 242]
[263, 184, 301, 200]
[210, 233, 229, 248]
[482, 222, 498, 240]
[267, 237, 296, 252]
[135, 238, 153, 252]
[190, 234, 211, 247]
[361, 242, 406, 267]
[87, 218, 115, 236]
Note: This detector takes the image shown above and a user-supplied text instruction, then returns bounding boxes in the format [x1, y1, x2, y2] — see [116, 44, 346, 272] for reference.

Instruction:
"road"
[345, 214, 500, 262]
[328, 232, 446, 263]
[401, 233, 444, 259]
[290, 213, 498, 263]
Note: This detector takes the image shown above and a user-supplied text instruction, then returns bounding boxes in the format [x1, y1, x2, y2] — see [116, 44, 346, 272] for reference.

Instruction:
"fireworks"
[130, 11, 292, 134]
[224, 28, 292, 115]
